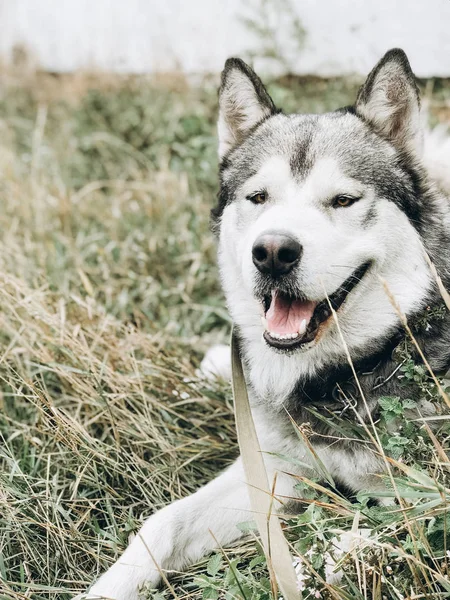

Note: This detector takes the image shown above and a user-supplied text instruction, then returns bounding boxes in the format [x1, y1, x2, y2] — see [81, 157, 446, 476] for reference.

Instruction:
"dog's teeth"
[267, 330, 302, 341]
[267, 331, 301, 341]
[298, 319, 307, 335]
[261, 316, 268, 330]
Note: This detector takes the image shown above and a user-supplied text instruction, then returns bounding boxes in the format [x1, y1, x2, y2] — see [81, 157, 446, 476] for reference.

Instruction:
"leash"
[231, 329, 301, 599]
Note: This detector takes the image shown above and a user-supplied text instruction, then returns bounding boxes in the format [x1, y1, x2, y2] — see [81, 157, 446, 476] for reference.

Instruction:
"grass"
[0, 67, 449, 600]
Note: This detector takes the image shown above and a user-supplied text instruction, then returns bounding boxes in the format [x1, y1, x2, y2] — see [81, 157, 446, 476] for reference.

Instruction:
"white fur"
[199, 344, 232, 380]
[218, 147, 431, 402]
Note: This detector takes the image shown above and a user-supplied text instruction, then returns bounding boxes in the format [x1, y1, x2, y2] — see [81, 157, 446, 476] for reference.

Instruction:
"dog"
[79, 48, 450, 599]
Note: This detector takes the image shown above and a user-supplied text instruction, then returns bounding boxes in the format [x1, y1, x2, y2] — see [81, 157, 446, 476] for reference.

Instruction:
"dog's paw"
[72, 591, 119, 600]
[199, 344, 231, 381]
[80, 548, 161, 600]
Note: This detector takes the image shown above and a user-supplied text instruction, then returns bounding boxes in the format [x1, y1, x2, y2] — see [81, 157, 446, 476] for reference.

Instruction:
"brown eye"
[333, 195, 360, 208]
[247, 191, 267, 204]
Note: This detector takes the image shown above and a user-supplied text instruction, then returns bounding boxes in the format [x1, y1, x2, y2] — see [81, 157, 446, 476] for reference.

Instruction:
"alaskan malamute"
[81, 48, 450, 599]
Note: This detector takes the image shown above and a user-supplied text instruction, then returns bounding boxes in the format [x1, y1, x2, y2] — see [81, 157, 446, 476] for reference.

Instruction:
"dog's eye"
[247, 191, 267, 204]
[332, 195, 360, 208]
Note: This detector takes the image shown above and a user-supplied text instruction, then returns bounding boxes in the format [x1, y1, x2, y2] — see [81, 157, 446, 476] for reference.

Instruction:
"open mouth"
[260, 262, 371, 351]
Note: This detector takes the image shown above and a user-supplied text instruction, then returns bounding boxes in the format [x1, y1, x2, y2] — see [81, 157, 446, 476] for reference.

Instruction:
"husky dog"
[80, 49, 450, 599]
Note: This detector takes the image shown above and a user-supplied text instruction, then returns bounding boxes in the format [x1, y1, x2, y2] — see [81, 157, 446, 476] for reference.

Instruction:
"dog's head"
[214, 49, 434, 377]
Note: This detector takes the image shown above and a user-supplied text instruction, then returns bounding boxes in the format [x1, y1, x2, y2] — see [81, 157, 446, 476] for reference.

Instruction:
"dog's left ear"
[218, 58, 277, 159]
[355, 48, 422, 157]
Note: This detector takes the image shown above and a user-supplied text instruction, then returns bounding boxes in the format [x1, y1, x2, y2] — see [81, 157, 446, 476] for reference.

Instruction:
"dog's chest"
[252, 400, 383, 491]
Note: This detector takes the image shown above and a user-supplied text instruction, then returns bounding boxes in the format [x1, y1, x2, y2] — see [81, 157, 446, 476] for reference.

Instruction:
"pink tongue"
[266, 293, 316, 335]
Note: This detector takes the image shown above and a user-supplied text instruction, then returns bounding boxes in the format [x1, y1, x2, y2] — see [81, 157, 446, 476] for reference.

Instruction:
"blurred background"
[1, 0, 450, 77]
[0, 1, 449, 599]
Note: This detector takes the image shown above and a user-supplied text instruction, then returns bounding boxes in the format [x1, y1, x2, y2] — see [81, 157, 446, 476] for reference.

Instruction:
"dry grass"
[0, 71, 235, 599]
[0, 69, 449, 600]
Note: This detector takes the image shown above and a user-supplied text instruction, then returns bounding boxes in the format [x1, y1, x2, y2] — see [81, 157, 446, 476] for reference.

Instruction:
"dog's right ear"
[218, 58, 277, 160]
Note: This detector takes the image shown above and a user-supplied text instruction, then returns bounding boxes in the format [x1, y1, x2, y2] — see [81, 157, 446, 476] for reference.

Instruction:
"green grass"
[0, 69, 449, 600]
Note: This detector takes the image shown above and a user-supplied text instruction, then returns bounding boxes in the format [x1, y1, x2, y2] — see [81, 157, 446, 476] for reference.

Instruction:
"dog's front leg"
[81, 457, 290, 600]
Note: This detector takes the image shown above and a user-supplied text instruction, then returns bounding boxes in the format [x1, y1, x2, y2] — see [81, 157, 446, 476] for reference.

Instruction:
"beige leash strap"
[231, 329, 301, 599]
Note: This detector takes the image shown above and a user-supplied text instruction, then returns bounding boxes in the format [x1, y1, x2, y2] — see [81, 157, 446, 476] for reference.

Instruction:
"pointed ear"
[355, 48, 422, 157]
[218, 58, 277, 159]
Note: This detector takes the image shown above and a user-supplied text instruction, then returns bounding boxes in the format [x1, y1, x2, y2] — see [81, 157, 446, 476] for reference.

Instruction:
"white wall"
[0, 0, 449, 77]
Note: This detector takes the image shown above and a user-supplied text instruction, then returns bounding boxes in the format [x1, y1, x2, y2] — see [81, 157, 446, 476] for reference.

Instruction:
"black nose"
[252, 231, 302, 277]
